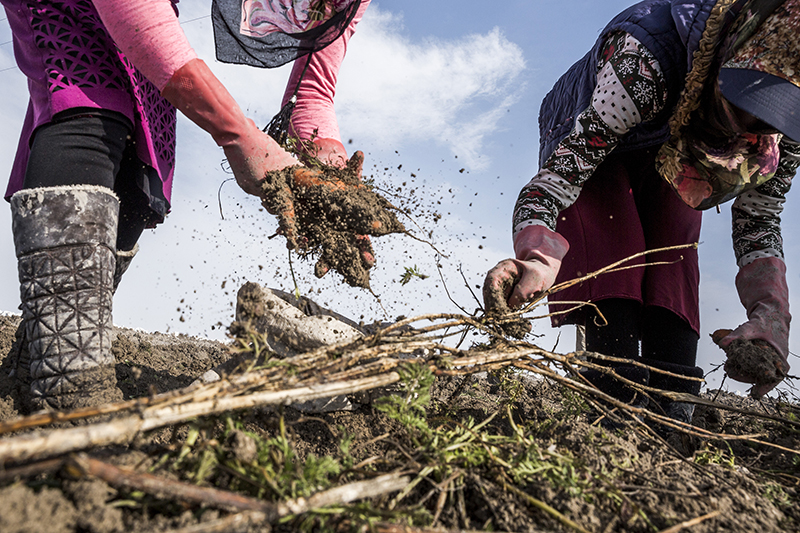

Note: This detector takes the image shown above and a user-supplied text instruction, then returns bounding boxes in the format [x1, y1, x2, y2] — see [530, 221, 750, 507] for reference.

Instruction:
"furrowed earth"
[0, 309, 798, 533]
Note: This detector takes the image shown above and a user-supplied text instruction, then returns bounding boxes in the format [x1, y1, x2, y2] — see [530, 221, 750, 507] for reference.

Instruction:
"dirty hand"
[483, 225, 569, 313]
[301, 142, 376, 277]
[714, 257, 791, 397]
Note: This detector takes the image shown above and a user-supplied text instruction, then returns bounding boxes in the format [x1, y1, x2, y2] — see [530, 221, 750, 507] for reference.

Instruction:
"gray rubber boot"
[12, 185, 122, 412]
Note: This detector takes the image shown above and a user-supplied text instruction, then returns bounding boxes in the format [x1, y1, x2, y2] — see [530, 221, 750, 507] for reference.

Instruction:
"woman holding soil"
[2, 0, 371, 412]
[483, 0, 800, 421]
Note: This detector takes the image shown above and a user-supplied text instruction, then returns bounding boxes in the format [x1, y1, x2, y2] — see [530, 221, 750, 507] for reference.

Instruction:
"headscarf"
[656, 0, 795, 210]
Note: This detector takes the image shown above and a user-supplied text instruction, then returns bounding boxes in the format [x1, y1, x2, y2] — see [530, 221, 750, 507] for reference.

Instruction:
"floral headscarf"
[656, 84, 781, 209]
[656, 0, 790, 210]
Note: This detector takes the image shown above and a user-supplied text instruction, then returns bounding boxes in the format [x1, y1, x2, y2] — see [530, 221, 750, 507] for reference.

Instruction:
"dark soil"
[260, 161, 406, 289]
[722, 338, 788, 396]
[0, 313, 799, 532]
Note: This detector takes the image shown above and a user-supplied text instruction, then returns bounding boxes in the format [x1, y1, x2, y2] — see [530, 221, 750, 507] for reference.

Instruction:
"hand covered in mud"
[712, 257, 791, 398]
[260, 150, 405, 289]
[482, 226, 569, 313]
[303, 142, 376, 279]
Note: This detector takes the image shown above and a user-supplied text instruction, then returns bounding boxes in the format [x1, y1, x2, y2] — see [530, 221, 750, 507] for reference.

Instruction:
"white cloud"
[335, 8, 526, 170]
[175, 5, 527, 172]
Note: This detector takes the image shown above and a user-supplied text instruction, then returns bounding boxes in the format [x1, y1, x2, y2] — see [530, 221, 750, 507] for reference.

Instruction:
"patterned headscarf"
[656, 0, 795, 210]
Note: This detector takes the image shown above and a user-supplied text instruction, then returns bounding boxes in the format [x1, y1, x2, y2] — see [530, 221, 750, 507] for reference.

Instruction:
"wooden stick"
[0, 457, 65, 483]
[68, 454, 276, 515]
[70, 453, 409, 532]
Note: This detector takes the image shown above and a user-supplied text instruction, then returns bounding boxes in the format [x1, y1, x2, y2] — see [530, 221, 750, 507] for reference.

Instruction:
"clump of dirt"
[481, 269, 532, 338]
[0, 483, 78, 533]
[720, 338, 788, 398]
[260, 157, 406, 289]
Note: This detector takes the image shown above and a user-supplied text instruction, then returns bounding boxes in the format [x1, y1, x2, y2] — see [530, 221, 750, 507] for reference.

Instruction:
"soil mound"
[0, 312, 798, 533]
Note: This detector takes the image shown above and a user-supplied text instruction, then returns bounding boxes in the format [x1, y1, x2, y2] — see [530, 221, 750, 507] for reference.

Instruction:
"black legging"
[583, 298, 699, 367]
[23, 108, 155, 252]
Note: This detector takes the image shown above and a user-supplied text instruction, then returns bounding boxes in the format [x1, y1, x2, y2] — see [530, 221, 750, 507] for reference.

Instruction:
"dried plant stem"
[2, 284, 798, 471]
[656, 510, 721, 533]
[69, 454, 408, 527]
[532, 242, 698, 308]
[68, 453, 278, 515]
[0, 373, 399, 466]
[498, 473, 592, 533]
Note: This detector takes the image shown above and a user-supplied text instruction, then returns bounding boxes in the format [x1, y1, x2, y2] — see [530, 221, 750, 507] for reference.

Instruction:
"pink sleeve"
[282, 0, 371, 142]
[92, 0, 198, 91]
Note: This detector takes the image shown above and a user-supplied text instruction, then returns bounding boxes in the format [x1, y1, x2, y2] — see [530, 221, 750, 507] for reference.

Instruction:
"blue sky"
[0, 0, 796, 395]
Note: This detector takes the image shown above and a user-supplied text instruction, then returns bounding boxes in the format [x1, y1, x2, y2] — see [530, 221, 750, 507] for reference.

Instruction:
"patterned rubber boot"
[12, 185, 122, 412]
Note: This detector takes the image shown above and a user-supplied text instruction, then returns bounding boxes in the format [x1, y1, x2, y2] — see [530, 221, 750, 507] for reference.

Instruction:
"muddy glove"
[161, 59, 297, 194]
[309, 137, 351, 168]
[483, 225, 570, 313]
[301, 141, 376, 276]
[714, 257, 791, 397]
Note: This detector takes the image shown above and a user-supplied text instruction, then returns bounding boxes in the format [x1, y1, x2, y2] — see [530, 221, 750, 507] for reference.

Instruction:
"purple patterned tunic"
[2, 0, 177, 221]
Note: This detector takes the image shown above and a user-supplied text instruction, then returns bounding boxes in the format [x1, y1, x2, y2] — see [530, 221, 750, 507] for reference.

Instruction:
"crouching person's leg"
[641, 306, 703, 424]
[579, 298, 649, 405]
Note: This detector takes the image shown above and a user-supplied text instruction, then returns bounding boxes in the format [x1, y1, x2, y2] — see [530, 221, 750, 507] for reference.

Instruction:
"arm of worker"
[91, 0, 298, 189]
[282, 0, 371, 168]
[716, 138, 798, 395]
[484, 31, 669, 310]
[90, 0, 313, 247]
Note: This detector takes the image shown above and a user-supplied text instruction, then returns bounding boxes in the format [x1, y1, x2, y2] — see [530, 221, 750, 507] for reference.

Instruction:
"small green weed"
[764, 483, 793, 508]
[374, 363, 435, 444]
[558, 386, 591, 419]
[490, 367, 525, 407]
[399, 265, 429, 285]
[375, 363, 600, 506]
[695, 442, 736, 469]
